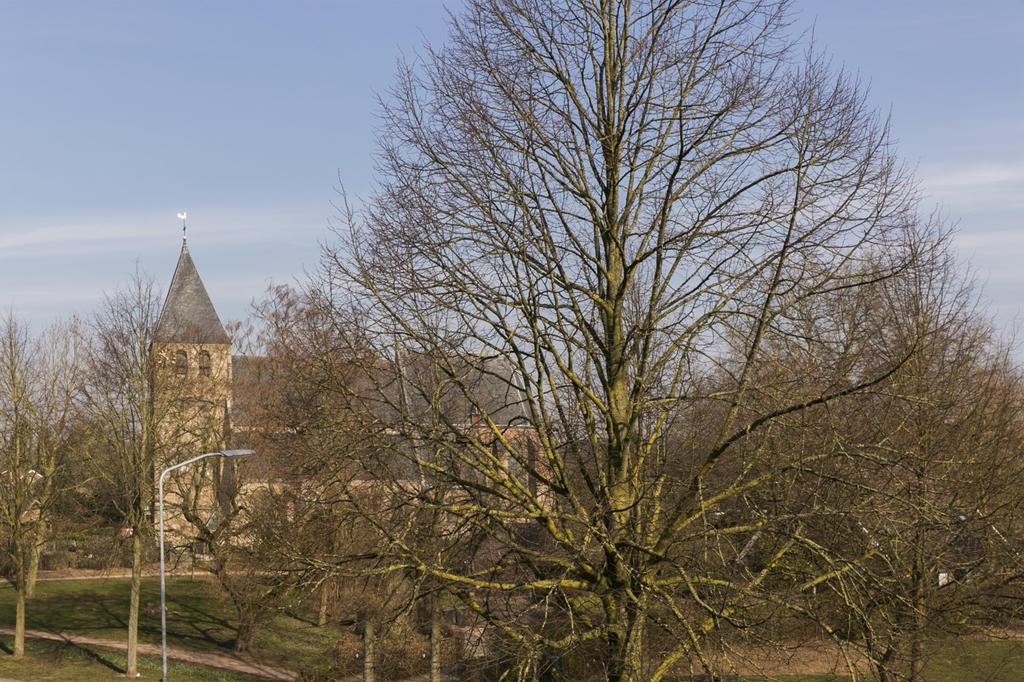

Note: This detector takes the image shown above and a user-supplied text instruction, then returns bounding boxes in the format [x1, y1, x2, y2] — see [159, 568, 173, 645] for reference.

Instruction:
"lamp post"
[158, 449, 254, 682]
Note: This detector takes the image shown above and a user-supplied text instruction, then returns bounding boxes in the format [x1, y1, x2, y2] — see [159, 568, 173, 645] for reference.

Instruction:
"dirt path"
[0, 627, 296, 680]
[29, 567, 215, 582]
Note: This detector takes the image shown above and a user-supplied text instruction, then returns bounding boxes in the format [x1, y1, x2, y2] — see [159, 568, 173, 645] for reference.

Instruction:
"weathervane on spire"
[177, 211, 188, 241]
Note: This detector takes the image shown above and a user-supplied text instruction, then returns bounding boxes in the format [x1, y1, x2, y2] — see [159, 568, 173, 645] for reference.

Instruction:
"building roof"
[154, 237, 231, 345]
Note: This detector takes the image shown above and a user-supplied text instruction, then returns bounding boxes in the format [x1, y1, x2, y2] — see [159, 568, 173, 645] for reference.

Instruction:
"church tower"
[152, 234, 232, 455]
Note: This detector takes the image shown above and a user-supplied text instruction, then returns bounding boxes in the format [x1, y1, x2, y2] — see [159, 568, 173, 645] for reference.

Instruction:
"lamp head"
[220, 449, 255, 458]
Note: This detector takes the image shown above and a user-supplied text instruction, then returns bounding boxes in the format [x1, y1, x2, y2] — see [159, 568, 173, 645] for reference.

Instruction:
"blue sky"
[1, 1, 1021, 337]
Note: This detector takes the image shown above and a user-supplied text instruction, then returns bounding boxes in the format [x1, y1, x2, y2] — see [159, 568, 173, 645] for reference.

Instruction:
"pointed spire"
[154, 237, 230, 345]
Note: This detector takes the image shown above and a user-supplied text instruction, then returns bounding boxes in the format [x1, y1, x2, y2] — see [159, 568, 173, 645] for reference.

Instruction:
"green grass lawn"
[763, 639, 1024, 682]
[0, 638, 258, 681]
[0, 577, 347, 677]
[664, 639, 1024, 681]
[5, 578, 1024, 681]
[919, 638, 1024, 682]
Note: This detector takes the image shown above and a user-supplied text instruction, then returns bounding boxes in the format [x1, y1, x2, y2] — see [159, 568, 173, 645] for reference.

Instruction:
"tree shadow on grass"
[140, 595, 237, 652]
[10, 638, 124, 674]
[57, 637, 126, 674]
[59, 580, 237, 654]
[283, 608, 318, 628]
[41, 589, 126, 635]
[171, 596, 235, 634]
[95, 596, 128, 632]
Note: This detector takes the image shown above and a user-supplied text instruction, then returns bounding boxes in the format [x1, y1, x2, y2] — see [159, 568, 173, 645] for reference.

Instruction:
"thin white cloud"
[955, 229, 1024, 252]
[0, 222, 159, 252]
[920, 161, 1024, 211]
[924, 163, 1024, 191]
[0, 201, 328, 333]
[0, 202, 329, 259]
[0, 283, 104, 304]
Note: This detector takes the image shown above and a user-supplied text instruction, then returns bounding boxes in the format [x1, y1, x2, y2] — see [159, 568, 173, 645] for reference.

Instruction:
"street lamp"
[158, 449, 254, 682]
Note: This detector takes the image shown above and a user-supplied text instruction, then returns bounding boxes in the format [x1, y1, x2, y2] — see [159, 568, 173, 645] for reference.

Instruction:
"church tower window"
[198, 350, 212, 377]
[174, 349, 188, 376]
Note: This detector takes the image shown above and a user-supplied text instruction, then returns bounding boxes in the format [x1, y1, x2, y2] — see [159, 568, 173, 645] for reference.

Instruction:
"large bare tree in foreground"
[315, 0, 957, 678]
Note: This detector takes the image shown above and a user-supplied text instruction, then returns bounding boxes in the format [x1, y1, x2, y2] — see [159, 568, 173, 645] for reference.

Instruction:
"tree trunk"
[126, 530, 142, 677]
[235, 609, 257, 653]
[208, 556, 263, 654]
[430, 599, 442, 682]
[363, 619, 375, 682]
[11, 532, 27, 659]
[318, 583, 330, 628]
[26, 524, 45, 599]
[605, 591, 645, 682]
[908, 499, 927, 681]
[909, 633, 924, 682]
[13, 583, 25, 659]
[875, 646, 896, 682]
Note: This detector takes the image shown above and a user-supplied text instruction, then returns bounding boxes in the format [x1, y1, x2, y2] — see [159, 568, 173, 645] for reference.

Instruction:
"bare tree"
[681, 238, 1024, 680]
[0, 316, 39, 660]
[316, 0, 945, 678]
[230, 287, 444, 676]
[80, 272, 170, 677]
[0, 316, 81, 659]
[172, 464, 286, 653]
[800, 256, 1024, 681]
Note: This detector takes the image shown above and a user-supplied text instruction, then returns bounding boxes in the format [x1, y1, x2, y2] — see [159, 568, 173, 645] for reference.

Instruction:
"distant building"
[151, 234, 237, 555]
[152, 233, 233, 457]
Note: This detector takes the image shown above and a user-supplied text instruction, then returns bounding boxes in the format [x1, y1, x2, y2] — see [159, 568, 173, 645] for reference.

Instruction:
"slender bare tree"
[0, 316, 39, 660]
[79, 272, 168, 677]
[0, 316, 82, 659]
